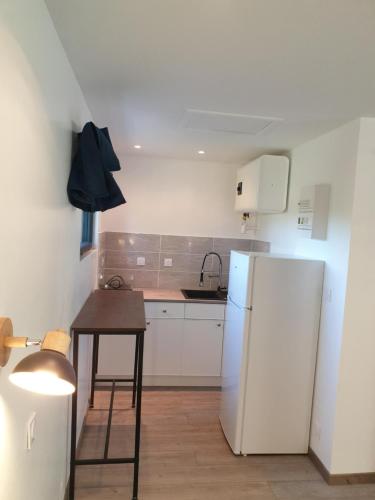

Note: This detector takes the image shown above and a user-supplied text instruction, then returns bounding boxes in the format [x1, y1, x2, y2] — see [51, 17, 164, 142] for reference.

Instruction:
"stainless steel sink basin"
[181, 289, 227, 301]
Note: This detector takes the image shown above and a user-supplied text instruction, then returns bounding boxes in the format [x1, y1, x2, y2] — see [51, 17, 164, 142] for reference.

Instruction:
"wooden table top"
[71, 290, 146, 334]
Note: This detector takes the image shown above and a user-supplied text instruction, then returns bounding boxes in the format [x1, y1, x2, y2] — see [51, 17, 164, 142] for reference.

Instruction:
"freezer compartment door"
[227, 251, 253, 308]
[219, 298, 251, 454]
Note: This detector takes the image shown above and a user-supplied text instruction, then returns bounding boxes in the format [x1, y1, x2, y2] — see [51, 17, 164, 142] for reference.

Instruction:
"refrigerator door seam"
[238, 257, 257, 454]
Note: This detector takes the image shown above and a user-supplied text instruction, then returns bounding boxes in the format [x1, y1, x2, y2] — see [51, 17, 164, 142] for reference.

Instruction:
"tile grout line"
[157, 234, 162, 288]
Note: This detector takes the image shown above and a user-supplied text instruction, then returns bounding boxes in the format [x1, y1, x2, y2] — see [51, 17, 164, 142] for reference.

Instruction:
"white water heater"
[235, 155, 289, 214]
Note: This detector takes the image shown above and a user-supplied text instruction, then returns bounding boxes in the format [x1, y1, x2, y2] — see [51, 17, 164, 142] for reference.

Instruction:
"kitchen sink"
[181, 289, 227, 301]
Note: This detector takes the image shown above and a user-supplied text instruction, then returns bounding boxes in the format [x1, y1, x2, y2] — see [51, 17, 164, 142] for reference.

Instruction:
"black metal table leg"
[104, 380, 116, 460]
[132, 332, 144, 500]
[69, 331, 79, 500]
[70, 331, 144, 500]
[132, 336, 139, 408]
[90, 333, 99, 408]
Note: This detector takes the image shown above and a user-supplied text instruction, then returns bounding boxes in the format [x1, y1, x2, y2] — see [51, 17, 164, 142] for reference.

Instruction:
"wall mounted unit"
[235, 155, 289, 214]
[297, 184, 330, 240]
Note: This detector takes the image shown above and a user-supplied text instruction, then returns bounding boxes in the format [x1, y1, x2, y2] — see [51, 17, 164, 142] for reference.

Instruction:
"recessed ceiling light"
[197, 150, 205, 155]
[133, 144, 142, 149]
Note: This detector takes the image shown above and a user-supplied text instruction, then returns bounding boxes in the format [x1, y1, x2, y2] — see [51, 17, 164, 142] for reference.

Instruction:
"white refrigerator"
[220, 251, 324, 455]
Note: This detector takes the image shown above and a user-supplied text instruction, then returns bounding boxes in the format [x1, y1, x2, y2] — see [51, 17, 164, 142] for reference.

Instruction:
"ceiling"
[46, 0, 375, 163]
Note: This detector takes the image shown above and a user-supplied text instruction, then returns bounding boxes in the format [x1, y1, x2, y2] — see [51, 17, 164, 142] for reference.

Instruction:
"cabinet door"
[98, 335, 136, 376]
[182, 320, 224, 376]
[143, 319, 183, 376]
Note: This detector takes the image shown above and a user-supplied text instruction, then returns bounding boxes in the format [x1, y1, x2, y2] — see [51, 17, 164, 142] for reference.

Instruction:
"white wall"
[330, 118, 375, 474]
[100, 155, 250, 238]
[0, 2, 96, 499]
[257, 120, 361, 470]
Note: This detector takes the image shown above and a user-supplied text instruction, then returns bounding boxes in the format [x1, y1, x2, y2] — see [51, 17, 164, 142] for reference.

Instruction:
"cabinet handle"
[217, 323, 222, 327]
[146, 321, 151, 326]
[162, 309, 167, 313]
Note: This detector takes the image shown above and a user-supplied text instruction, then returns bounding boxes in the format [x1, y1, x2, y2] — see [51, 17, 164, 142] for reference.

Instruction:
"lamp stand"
[0, 317, 13, 367]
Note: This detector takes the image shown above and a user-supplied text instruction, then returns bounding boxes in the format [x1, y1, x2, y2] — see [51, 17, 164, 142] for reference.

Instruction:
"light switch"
[26, 412, 36, 450]
[136, 257, 146, 266]
[164, 258, 173, 267]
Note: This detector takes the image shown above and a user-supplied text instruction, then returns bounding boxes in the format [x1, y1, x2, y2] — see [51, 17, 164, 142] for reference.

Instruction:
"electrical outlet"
[136, 257, 145, 266]
[164, 258, 173, 267]
[26, 412, 36, 450]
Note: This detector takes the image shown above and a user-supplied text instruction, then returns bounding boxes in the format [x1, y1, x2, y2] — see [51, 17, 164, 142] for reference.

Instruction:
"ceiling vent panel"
[184, 109, 282, 135]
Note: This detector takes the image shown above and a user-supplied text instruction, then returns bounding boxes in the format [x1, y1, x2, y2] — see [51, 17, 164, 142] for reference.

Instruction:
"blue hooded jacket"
[67, 122, 126, 212]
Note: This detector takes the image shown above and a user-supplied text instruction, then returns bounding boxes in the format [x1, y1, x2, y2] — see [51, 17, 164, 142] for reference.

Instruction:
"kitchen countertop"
[134, 288, 227, 304]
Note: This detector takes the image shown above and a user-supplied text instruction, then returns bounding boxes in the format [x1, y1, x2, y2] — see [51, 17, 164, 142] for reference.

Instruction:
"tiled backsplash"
[98, 232, 270, 290]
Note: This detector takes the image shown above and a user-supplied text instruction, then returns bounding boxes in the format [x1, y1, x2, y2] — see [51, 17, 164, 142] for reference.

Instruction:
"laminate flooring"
[74, 390, 375, 500]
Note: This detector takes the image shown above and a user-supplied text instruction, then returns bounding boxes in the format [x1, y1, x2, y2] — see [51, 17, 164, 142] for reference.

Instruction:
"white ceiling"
[46, 0, 375, 163]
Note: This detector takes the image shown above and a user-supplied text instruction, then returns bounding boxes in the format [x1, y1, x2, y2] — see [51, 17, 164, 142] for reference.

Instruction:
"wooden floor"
[75, 390, 375, 499]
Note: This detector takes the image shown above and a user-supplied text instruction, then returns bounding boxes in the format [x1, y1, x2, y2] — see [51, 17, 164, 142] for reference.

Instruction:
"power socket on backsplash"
[100, 274, 132, 290]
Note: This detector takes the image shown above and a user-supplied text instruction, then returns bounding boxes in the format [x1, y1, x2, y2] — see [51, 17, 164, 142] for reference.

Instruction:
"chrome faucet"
[199, 252, 223, 290]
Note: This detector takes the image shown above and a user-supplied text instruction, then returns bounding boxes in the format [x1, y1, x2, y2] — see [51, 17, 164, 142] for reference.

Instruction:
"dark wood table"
[69, 290, 146, 500]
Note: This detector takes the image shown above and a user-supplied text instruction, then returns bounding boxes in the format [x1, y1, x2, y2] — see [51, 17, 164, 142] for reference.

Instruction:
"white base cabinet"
[182, 320, 223, 376]
[98, 300, 225, 385]
[97, 335, 135, 376]
[143, 319, 183, 376]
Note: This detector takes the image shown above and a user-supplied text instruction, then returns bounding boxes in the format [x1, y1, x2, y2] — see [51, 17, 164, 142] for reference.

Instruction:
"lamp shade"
[9, 350, 76, 396]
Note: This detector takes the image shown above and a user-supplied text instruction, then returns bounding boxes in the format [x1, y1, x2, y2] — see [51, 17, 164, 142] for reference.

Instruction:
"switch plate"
[26, 412, 36, 450]
[164, 258, 173, 267]
[136, 257, 146, 266]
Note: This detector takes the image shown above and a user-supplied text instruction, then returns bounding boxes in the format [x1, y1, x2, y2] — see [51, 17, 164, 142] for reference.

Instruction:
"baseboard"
[64, 407, 89, 500]
[96, 385, 220, 392]
[308, 447, 375, 485]
[308, 447, 331, 483]
[75, 412, 87, 454]
[96, 374, 222, 387]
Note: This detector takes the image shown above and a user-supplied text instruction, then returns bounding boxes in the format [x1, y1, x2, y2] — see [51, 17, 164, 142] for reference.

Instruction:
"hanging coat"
[67, 122, 126, 212]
